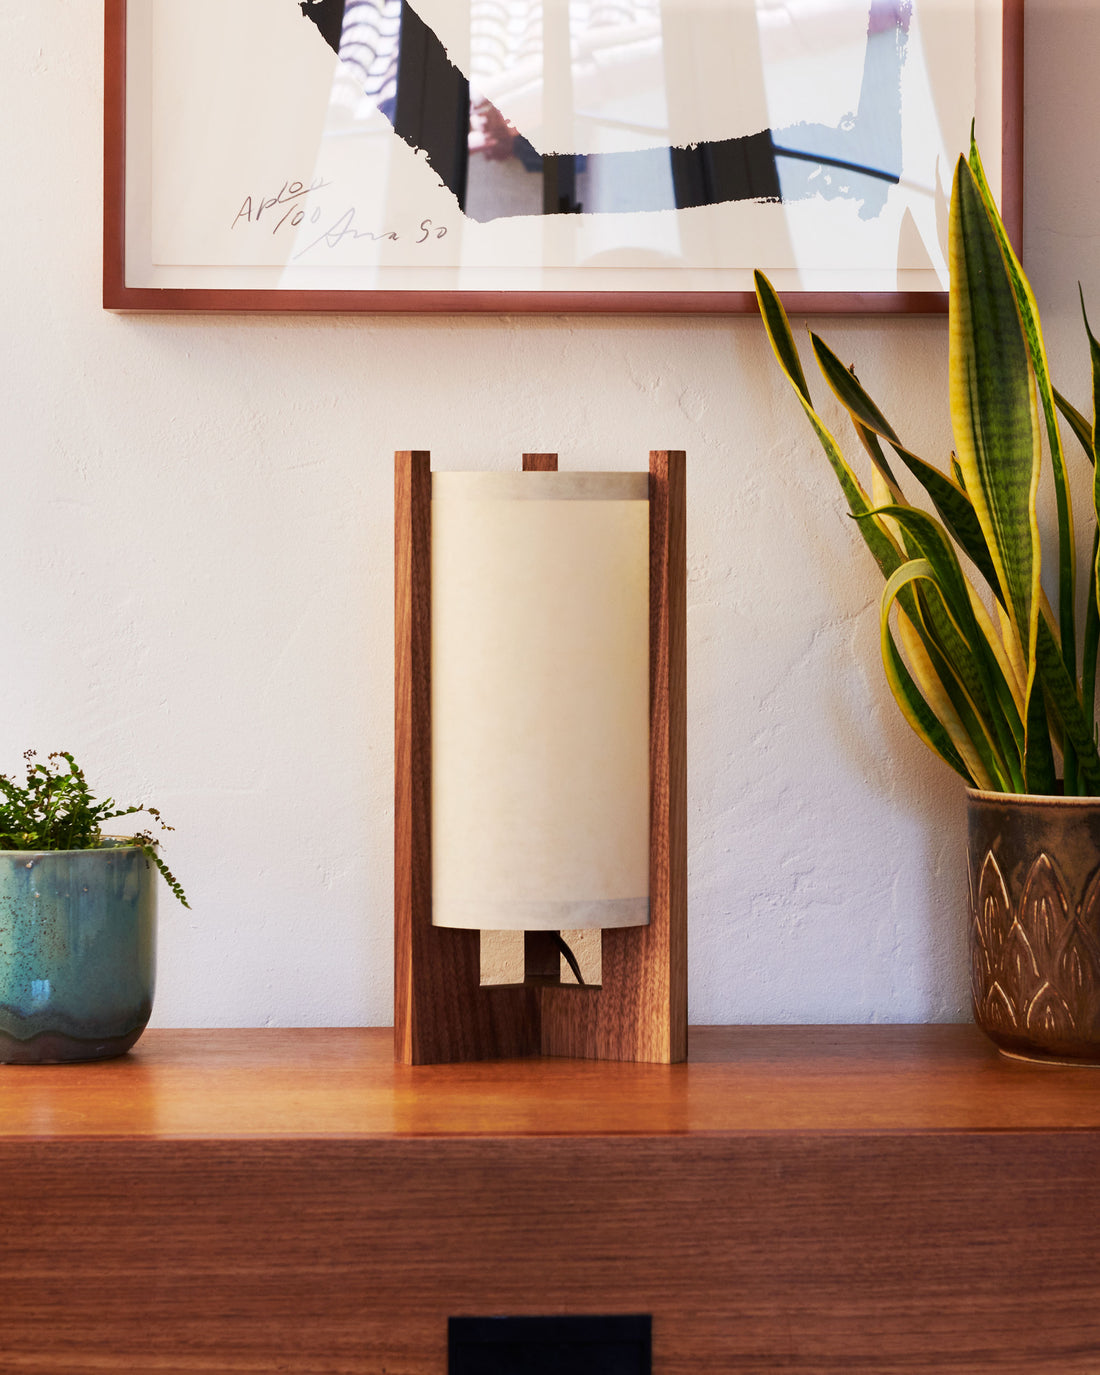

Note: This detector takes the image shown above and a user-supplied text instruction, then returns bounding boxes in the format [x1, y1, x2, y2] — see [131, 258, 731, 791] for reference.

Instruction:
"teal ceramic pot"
[0, 841, 156, 1064]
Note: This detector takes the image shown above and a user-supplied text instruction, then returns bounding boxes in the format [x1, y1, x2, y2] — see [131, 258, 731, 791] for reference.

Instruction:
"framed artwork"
[103, 0, 1022, 314]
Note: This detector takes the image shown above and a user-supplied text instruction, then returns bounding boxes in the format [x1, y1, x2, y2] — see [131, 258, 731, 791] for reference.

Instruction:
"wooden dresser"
[2, 1025, 1099, 1373]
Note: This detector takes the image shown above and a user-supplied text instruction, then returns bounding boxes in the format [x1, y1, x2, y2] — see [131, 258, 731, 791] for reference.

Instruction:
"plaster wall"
[1, 0, 1095, 1029]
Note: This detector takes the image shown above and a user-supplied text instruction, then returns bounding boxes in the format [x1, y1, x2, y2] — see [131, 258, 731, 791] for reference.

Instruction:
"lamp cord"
[553, 932, 586, 987]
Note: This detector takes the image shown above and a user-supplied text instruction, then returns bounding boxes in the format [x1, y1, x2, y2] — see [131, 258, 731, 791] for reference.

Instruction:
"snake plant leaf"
[969, 138, 1078, 690]
[919, 519, 1091, 787]
[811, 330, 1004, 600]
[758, 151, 1100, 797]
[807, 336, 905, 492]
[969, 584, 1025, 719]
[1035, 613, 1100, 792]
[1026, 604, 1061, 793]
[993, 600, 1018, 673]
[918, 590, 1021, 792]
[755, 270, 904, 580]
[872, 533, 1017, 790]
[754, 269, 812, 404]
[895, 611, 998, 791]
[900, 459, 1001, 600]
[861, 507, 976, 638]
[1054, 388, 1094, 463]
[854, 422, 906, 505]
[1075, 288, 1100, 762]
[1024, 667, 1058, 794]
[859, 471, 986, 706]
[870, 469, 904, 549]
[1079, 291, 1100, 543]
[880, 560, 998, 787]
[1085, 528, 1100, 734]
[953, 153, 1057, 791]
[1081, 289, 1100, 460]
[811, 332, 901, 446]
[860, 503, 1024, 782]
[765, 254, 1030, 790]
[949, 154, 1042, 678]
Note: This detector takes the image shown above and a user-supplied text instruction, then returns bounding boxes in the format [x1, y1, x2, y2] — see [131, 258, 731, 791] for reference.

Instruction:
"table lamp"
[395, 450, 685, 1064]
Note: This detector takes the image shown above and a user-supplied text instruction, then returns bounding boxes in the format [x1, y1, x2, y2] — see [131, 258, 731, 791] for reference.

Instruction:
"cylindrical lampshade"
[431, 471, 650, 931]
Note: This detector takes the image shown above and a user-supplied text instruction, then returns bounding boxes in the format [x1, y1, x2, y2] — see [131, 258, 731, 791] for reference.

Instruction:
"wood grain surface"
[3, 1027, 1100, 1374]
[520, 453, 560, 472]
[4, 1025, 1100, 1138]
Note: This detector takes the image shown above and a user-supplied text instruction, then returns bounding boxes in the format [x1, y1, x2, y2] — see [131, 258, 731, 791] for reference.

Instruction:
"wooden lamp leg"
[395, 450, 538, 1064]
[538, 450, 687, 1063]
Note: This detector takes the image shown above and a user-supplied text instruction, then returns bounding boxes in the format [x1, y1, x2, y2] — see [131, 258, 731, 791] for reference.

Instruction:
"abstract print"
[299, 0, 912, 222]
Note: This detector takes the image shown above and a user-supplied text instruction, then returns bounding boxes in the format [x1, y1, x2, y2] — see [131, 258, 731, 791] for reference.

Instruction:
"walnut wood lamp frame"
[395, 449, 686, 1065]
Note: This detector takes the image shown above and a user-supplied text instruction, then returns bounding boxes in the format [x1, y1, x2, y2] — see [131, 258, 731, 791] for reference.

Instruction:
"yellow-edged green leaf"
[810, 333, 902, 446]
[969, 585, 1024, 718]
[886, 554, 1015, 791]
[853, 422, 906, 507]
[995, 599, 1027, 706]
[758, 230, 1093, 797]
[860, 503, 1024, 786]
[1054, 387, 1094, 463]
[896, 611, 996, 790]
[754, 269, 811, 404]
[1083, 289, 1100, 457]
[880, 560, 992, 786]
[1084, 528, 1100, 775]
[970, 138, 1077, 684]
[1024, 666, 1057, 794]
[914, 580, 1015, 782]
[807, 336, 906, 494]
[871, 470, 903, 546]
[949, 153, 1041, 693]
[1036, 613, 1100, 792]
[811, 330, 1001, 596]
[1078, 292, 1100, 648]
[755, 271, 904, 581]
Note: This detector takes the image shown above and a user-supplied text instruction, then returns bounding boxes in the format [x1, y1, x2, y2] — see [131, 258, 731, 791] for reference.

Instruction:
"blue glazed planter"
[0, 841, 156, 1064]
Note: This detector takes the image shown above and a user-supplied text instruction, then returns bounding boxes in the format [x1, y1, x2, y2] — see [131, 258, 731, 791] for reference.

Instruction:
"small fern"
[0, 751, 189, 907]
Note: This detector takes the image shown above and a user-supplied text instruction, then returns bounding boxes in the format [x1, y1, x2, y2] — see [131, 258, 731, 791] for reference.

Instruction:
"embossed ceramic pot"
[0, 841, 156, 1064]
[968, 789, 1100, 1063]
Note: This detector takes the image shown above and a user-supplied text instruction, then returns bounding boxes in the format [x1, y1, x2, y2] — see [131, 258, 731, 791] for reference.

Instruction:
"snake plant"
[756, 135, 1100, 796]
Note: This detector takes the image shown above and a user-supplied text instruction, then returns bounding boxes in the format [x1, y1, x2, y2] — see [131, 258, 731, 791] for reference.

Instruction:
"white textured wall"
[2, 1, 1096, 1029]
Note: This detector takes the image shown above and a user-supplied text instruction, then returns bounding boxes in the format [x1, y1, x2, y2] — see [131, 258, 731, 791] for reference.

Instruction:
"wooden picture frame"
[103, 0, 1022, 315]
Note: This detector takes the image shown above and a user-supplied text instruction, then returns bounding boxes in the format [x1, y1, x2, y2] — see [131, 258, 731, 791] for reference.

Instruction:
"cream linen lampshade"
[430, 470, 650, 932]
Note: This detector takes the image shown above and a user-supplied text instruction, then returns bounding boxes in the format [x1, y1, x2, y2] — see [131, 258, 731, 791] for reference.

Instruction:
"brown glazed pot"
[968, 789, 1100, 1063]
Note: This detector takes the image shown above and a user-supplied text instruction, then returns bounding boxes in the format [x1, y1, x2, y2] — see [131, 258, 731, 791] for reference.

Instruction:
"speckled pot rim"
[966, 788, 1100, 808]
[0, 836, 153, 857]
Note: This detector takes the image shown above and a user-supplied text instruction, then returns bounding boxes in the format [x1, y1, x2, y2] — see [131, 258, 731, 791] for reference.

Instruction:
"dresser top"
[3, 1025, 1100, 1139]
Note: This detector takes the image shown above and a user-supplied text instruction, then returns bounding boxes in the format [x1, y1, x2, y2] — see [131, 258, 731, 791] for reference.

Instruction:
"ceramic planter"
[0, 841, 156, 1064]
[968, 789, 1100, 1064]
